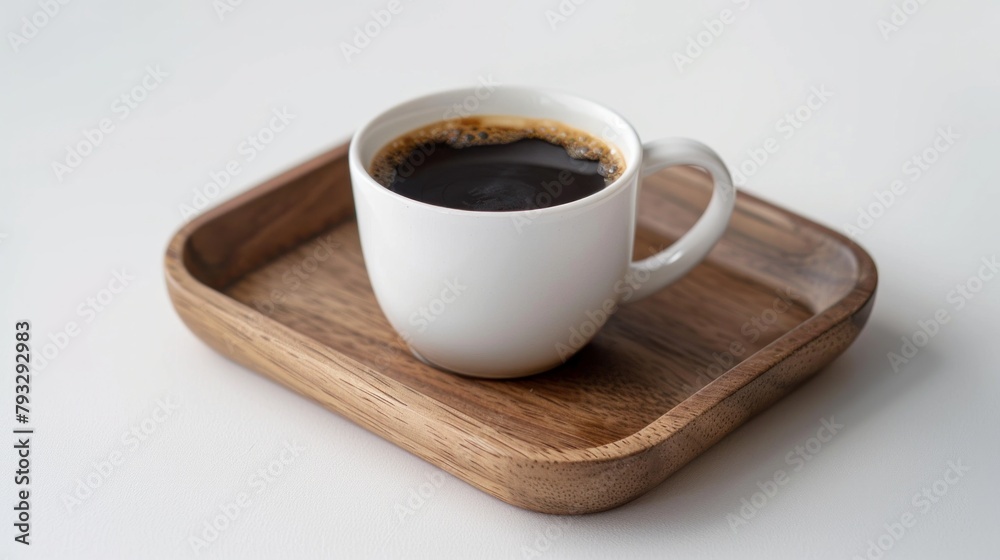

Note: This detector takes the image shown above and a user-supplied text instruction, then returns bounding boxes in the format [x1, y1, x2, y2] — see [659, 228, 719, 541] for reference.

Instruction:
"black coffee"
[369, 117, 624, 212]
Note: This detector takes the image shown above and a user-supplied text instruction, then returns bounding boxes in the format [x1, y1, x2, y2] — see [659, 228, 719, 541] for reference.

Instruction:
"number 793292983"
[15, 322, 31, 425]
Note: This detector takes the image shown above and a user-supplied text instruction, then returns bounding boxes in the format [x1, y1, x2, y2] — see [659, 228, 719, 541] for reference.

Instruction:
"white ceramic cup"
[349, 87, 736, 378]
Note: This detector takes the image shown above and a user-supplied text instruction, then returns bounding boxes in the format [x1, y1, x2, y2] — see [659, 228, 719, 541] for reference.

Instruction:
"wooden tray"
[165, 143, 877, 514]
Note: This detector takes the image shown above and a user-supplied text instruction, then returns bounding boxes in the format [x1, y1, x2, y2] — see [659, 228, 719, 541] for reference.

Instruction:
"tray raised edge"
[164, 142, 878, 514]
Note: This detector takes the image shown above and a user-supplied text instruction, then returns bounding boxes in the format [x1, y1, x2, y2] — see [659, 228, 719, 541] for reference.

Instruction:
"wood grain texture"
[165, 142, 877, 514]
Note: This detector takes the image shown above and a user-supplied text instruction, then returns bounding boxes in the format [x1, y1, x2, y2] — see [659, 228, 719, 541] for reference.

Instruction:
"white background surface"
[2, 1, 999, 558]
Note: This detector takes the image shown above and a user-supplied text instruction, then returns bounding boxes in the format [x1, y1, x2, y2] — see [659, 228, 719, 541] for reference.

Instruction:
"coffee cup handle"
[625, 138, 737, 303]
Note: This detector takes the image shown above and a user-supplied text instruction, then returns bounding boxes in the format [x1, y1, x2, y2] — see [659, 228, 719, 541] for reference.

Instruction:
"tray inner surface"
[189, 156, 859, 452]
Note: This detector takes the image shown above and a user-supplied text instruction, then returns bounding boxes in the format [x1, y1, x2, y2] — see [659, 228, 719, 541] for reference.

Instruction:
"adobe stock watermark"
[554, 240, 751, 363]
[681, 286, 797, 392]
[35, 268, 136, 372]
[178, 106, 295, 219]
[887, 254, 997, 372]
[731, 85, 834, 185]
[844, 127, 958, 238]
[409, 278, 467, 333]
[597, 113, 630, 147]
[188, 440, 306, 554]
[544, 0, 589, 31]
[727, 416, 843, 532]
[7, 0, 75, 54]
[519, 516, 575, 558]
[852, 459, 970, 560]
[251, 232, 341, 316]
[366, 274, 464, 381]
[512, 112, 626, 234]
[61, 395, 181, 513]
[50, 64, 168, 183]
[673, 0, 752, 73]
[509, 170, 577, 233]
[554, 245, 676, 361]
[365, 75, 499, 188]
[394, 469, 446, 522]
[212, 0, 248, 22]
[442, 75, 500, 120]
[877, 0, 932, 41]
[340, 0, 404, 64]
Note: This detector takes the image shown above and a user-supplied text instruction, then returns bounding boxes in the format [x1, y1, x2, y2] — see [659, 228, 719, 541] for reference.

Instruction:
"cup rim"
[348, 85, 643, 218]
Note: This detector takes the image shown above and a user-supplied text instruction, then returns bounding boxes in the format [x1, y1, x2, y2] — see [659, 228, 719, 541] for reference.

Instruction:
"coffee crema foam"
[369, 116, 625, 188]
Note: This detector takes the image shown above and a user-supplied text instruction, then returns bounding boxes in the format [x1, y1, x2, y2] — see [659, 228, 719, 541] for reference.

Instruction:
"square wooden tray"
[165, 143, 877, 514]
